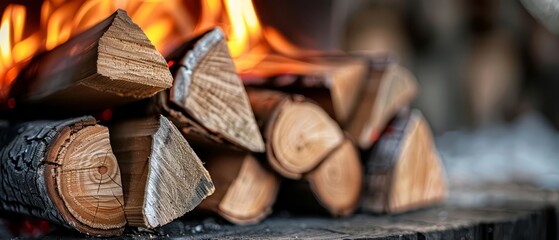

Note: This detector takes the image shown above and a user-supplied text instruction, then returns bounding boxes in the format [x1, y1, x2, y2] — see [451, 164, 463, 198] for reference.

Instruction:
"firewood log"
[0, 116, 125, 236]
[276, 138, 362, 217]
[247, 89, 344, 179]
[196, 147, 279, 225]
[362, 109, 447, 214]
[9, 9, 173, 113]
[346, 57, 418, 149]
[242, 55, 369, 125]
[109, 115, 214, 229]
[162, 28, 264, 153]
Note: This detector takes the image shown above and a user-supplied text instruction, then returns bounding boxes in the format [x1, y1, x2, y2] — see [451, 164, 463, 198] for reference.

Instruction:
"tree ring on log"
[270, 99, 343, 178]
[44, 124, 125, 236]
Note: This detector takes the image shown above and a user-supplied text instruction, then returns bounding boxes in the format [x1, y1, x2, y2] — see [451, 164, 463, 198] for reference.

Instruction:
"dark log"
[247, 89, 344, 179]
[163, 27, 264, 153]
[109, 115, 214, 228]
[0, 116, 125, 236]
[361, 109, 447, 214]
[9, 9, 173, 113]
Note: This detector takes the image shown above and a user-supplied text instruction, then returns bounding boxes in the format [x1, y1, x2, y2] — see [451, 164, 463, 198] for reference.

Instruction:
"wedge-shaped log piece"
[242, 55, 369, 125]
[110, 115, 214, 228]
[10, 9, 173, 111]
[197, 148, 279, 224]
[346, 58, 418, 149]
[247, 89, 344, 179]
[165, 28, 264, 152]
[362, 110, 447, 213]
[275, 138, 362, 216]
[0, 116, 125, 236]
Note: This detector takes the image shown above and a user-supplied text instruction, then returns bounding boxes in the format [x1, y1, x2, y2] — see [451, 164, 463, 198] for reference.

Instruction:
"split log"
[362, 109, 447, 214]
[162, 27, 264, 152]
[0, 116, 125, 236]
[9, 9, 173, 112]
[196, 148, 279, 225]
[109, 115, 214, 228]
[346, 57, 418, 149]
[247, 89, 344, 179]
[242, 55, 369, 125]
[276, 138, 362, 216]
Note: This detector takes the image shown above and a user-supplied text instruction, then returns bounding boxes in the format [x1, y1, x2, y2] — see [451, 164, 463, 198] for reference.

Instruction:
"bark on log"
[242, 55, 369, 125]
[346, 57, 418, 149]
[362, 109, 447, 214]
[0, 116, 125, 236]
[109, 115, 214, 229]
[9, 9, 173, 113]
[196, 147, 279, 225]
[247, 89, 344, 179]
[163, 28, 264, 152]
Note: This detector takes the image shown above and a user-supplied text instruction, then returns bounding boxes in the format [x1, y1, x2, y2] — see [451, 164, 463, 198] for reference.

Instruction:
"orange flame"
[0, 0, 194, 101]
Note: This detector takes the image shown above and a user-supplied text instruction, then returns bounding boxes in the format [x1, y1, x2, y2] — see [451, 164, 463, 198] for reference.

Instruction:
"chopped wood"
[196, 148, 279, 225]
[9, 9, 173, 112]
[346, 58, 418, 149]
[247, 89, 344, 179]
[362, 109, 447, 214]
[306, 138, 362, 216]
[109, 115, 214, 229]
[276, 138, 362, 217]
[242, 55, 369, 125]
[163, 28, 264, 152]
[0, 116, 125, 236]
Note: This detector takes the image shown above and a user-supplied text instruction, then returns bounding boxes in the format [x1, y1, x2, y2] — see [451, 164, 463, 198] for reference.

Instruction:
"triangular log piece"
[247, 89, 344, 179]
[109, 115, 214, 228]
[346, 58, 418, 149]
[362, 109, 447, 214]
[196, 148, 279, 225]
[164, 27, 264, 153]
[0, 116, 125, 236]
[242, 55, 369, 125]
[9, 10, 173, 113]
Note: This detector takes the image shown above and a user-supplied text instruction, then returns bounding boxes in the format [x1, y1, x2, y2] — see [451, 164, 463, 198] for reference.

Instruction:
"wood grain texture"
[346, 61, 418, 149]
[110, 115, 214, 229]
[168, 28, 264, 152]
[242, 55, 369, 125]
[307, 139, 362, 216]
[197, 149, 279, 224]
[362, 110, 447, 214]
[0, 116, 125, 236]
[10, 9, 172, 112]
[247, 89, 344, 179]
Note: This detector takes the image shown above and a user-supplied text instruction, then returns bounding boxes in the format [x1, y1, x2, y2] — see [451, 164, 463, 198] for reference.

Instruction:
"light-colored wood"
[0, 116, 125, 236]
[362, 110, 447, 214]
[170, 28, 264, 152]
[347, 63, 418, 149]
[198, 150, 279, 225]
[110, 115, 214, 228]
[51, 125, 125, 231]
[11, 9, 172, 111]
[307, 139, 362, 216]
[248, 89, 344, 179]
[242, 55, 369, 125]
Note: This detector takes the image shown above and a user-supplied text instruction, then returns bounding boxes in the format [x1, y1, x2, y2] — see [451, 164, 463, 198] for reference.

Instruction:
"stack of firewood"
[0, 10, 447, 236]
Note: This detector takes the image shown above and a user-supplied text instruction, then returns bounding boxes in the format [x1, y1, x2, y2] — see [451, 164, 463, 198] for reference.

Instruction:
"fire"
[0, 0, 194, 101]
[0, 0, 314, 102]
